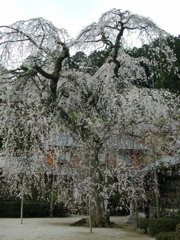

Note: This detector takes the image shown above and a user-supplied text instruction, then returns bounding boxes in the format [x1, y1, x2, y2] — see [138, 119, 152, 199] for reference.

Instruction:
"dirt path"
[0, 216, 155, 240]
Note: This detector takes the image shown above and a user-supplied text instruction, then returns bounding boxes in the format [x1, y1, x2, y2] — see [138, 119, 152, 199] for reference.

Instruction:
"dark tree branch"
[33, 65, 56, 80]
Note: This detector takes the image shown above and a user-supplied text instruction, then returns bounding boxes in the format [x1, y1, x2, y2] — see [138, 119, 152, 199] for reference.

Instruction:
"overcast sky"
[0, 0, 179, 37]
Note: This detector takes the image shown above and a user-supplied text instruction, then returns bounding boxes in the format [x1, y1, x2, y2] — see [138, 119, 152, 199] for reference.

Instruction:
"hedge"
[0, 201, 69, 217]
[149, 218, 178, 236]
[176, 223, 180, 240]
[155, 232, 176, 240]
[138, 213, 180, 236]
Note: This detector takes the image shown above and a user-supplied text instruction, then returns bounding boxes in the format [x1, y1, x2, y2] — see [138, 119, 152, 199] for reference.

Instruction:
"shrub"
[149, 218, 177, 236]
[155, 232, 176, 240]
[175, 212, 180, 223]
[138, 218, 150, 233]
[176, 223, 180, 240]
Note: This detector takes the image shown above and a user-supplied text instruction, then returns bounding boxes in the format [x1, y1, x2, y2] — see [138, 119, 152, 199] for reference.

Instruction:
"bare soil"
[0, 216, 155, 240]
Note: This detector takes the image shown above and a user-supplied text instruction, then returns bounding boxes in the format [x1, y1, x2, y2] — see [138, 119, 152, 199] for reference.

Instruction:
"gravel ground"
[0, 216, 155, 240]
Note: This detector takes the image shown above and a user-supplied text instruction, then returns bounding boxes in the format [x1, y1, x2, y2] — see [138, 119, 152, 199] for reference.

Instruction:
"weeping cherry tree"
[0, 9, 179, 226]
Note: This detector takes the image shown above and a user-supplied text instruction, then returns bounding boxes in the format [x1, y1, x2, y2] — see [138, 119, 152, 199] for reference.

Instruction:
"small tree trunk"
[50, 167, 55, 217]
[20, 176, 25, 224]
[88, 193, 93, 233]
[88, 156, 93, 233]
[127, 200, 135, 223]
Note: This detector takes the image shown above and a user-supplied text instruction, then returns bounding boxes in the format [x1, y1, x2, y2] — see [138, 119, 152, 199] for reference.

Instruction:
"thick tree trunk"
[89, 145, 111, 227]
[90, 192, 110, 227]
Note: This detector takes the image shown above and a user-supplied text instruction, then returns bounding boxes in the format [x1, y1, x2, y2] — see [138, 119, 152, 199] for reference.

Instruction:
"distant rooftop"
[143, 155, 180, 172]
[105, 135, 147, 151]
